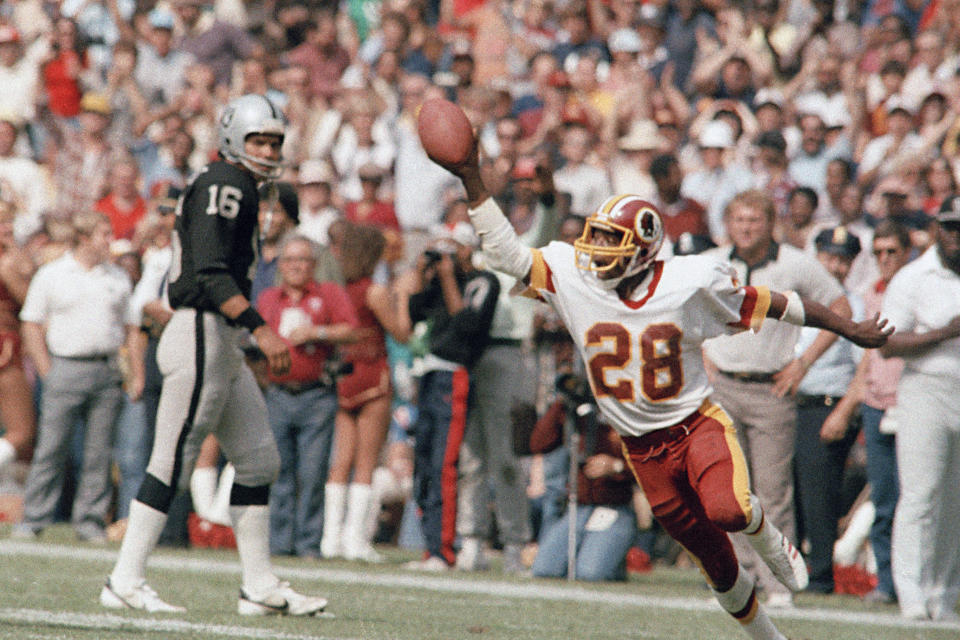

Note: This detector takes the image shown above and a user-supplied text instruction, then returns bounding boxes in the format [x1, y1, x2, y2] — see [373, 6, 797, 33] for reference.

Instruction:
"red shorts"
[337, 358, 391, 410]
[621, 401, 752, 591]
[0, 330, 23, 371]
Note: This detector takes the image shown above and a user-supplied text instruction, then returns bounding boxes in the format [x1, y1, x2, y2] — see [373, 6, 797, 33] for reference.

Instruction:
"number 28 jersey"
[527, 242, 772, 437]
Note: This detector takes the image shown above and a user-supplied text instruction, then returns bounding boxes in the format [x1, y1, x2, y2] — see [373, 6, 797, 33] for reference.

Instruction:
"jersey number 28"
[586, 322, 683, 402]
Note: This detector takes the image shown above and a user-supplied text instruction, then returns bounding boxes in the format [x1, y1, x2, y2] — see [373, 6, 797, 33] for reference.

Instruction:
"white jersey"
[526, 242, 772, 436]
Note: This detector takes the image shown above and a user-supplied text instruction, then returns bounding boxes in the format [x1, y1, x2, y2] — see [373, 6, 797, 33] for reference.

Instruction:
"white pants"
[892, 374, 960, 619]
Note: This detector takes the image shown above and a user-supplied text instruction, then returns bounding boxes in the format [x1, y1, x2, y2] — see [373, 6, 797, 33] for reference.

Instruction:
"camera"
[423, 249, 443, 266]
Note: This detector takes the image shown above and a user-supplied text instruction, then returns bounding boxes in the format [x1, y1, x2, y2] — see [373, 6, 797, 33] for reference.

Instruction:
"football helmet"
[217, 94, 286, 179]
[573, 195, 664, 289]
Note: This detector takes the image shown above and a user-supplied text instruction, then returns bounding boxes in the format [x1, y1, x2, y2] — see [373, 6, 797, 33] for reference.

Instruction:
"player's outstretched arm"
[440, 141, 534, 282]
[768, 290, 893, 348]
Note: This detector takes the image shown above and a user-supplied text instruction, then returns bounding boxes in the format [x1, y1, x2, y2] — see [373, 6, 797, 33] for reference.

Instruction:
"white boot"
[342, 483, 382, 562]
[320, 483, 347, 559]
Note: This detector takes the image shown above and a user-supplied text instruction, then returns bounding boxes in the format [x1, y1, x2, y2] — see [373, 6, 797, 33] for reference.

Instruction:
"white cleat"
[748, 524, 809, 592]
[238, 580, 328, 616]
[100, 578, 186, 613]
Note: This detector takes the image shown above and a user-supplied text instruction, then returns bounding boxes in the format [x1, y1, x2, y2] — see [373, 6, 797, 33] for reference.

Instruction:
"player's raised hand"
[253, 325, 292, 376]
[845, 313, 894, 348]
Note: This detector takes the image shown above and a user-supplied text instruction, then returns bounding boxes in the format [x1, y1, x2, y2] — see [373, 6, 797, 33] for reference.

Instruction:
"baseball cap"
[298, 159, 334, 185]
[608, 28, 641, 54]
[431, 221, 478, 248]
[148, 8, 175, 30]
[814, 226, 861, 258]
[937, 194, 960, 223]
[699, 120, 734, 149]
[259, 181, 300, 224]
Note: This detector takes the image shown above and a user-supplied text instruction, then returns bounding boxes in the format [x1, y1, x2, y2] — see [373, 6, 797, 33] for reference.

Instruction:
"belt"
[718, 369, 777, 384]
[488, 337, 523, 347]
[274, 380, 329, 396]
[797, 394, 843, 408]
[621, 403, 707, 453]
[56, 354, 111, 362]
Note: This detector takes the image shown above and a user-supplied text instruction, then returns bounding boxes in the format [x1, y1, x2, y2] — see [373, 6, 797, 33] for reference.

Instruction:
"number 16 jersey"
[526, 242, 772, 437]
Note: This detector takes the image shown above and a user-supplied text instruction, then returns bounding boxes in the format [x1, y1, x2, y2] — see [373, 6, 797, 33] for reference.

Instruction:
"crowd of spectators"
[0, 0, 959, 622]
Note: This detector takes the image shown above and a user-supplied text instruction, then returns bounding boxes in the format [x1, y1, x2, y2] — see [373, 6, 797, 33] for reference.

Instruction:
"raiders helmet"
[217, 94, 286, 179]
[573, 195, 664, 289]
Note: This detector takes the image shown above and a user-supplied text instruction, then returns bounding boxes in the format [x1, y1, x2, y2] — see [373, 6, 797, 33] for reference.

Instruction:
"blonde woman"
[322, 223, 411, 560]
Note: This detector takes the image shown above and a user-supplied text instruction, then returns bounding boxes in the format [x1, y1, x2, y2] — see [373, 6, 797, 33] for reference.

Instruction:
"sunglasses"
[872, 248, 900, 257]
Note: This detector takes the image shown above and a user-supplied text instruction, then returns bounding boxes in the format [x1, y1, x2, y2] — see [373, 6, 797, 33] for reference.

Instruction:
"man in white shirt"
[15, 211, 143, 543]
[552, 123, 612, 217]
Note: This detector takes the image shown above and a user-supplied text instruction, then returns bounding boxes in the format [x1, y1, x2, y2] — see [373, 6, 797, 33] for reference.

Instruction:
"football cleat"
[747, 523, 809, 593]
[99, 578, 186, 613]
[238, 580, 328, 616]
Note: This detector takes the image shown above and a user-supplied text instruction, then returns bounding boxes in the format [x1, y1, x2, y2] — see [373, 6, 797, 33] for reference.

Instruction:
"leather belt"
[56, 354, 111, 362]
[274, 380, 329, 395]
[718, 369, 776, 384]
[797, 394, 843, 408]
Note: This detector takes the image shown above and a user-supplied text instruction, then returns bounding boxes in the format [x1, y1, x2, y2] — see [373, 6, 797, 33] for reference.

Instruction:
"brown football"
[416, 98, 474, 167]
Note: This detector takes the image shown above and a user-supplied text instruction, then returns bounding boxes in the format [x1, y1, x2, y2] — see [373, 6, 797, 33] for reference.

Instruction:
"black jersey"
[167, 161, 260, 314]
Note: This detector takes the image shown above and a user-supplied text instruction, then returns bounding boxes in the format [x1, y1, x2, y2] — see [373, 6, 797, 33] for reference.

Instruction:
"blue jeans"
[113, 395, 150, 520]
[265, 385, 337, 557]
[861, 403, 898, 597]
[412, 368, 469, 565]
[532, 503, 636, 581]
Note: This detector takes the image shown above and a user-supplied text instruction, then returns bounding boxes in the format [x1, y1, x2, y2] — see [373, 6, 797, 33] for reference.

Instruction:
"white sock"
[343, 483, 373, 557]
[110, 500, 168, 589]
[713, 568, 786, 640]
[834, 501, 875, 566]
[0, 438, 15, 470]
[321, 482, 347, 558]
[230, 505, 277, 594]
[208, 464, 235, 526]
[189, 467, 218, 520]
[743, 494, 764, 535]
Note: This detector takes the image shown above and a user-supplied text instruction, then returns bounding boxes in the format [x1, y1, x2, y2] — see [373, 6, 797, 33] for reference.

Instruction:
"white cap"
[608, 28, 641, 53]
[699, 120, 734, 148]
[431, 221, 478, 248]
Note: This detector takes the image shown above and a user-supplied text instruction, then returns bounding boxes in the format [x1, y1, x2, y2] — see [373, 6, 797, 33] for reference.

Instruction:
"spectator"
[331, 93, 395, 205]
[858, 101, 926, 189]
[250, 181, 299, 304]
[95, 155, 148, 241]
[15, 211, 142, 542]
[403, 223, 500, 570]
[173, 0, 263, 89]
[0, 201, 38, 477]
[857, 219, 911, 606]
[324, 224, 412, 561]
[609, 119, 660, 201]
[133, 8, 194, 108]
[681, 119, 753, 243]
[793, 226, 865, 595]
[552, 123, 611, 217]
[456, 160, 560, 575]
[782, 186, 819, 250]
[788, 112, 839, 196]
[295, 159, 341, 247]
[284, 10, 350, 103]
[257, 234, 358, 558]
[703, 190, 849, 608]
[48, 92, 115, 217]
[0, 25, 47, 131]
[648, 153, 709, 244]
[880, 196, 960, 621]
[344, 163, 401, 232]
[0, 116, 50, 242]
[41, 18, 89, 122]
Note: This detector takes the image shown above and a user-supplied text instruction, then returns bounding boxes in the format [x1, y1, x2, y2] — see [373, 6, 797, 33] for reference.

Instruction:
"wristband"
[235, 307, 266, 331]
[779, 290, 805, 326]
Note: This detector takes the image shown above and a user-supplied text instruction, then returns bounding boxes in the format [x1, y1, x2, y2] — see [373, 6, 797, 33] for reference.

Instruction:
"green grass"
[0, 524, 955, 640]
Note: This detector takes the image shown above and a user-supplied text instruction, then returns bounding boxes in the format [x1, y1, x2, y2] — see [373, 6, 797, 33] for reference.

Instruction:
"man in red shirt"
[256, 234, 358, 557]
[95, 156, 147, 241]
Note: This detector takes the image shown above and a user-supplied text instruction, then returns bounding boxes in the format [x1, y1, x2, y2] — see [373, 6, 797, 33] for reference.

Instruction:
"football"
[417, 98, 474, 167]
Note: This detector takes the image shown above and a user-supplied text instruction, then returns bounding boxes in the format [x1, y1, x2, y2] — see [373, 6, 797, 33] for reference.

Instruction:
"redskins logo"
[635, 208, 659, 243]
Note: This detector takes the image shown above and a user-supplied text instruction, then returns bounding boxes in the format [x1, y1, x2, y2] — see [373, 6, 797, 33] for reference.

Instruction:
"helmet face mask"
[574, 195, 664, 289]
[218, 94, 286, 179]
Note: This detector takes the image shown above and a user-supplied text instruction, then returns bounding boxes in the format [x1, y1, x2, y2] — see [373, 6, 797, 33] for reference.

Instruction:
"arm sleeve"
[697, 257, 772, 337]
[18, 266, 49, 324]
[880, 267, 917, 333]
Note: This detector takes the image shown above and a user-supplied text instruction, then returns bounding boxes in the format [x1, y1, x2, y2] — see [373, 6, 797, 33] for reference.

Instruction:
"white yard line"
[0, 608, 354, 640]
[1, 540, 957, 632]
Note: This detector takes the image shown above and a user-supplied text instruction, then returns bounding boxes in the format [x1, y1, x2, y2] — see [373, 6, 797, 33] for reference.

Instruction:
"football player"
[443, 144, 891, 640]
[101, 94, 328, 616]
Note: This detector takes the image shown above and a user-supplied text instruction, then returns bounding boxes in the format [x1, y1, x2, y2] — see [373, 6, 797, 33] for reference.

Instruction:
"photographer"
[401, 222, 500, 571]
[525, 375, 637, 582]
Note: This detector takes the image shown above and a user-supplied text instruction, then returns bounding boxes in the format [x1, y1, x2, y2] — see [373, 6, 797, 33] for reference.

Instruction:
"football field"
[0, 527, 956, 640]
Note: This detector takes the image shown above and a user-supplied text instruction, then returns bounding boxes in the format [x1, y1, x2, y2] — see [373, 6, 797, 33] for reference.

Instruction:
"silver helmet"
[217, 94, 286, 179]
